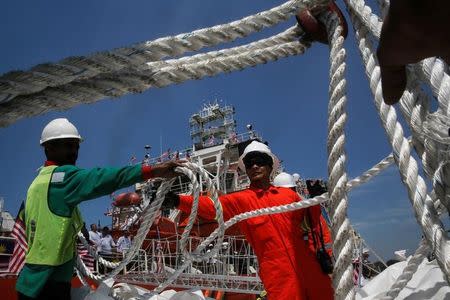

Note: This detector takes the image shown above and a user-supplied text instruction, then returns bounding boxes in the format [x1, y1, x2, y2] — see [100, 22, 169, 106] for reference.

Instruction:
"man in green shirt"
[17, 118, 180, 300]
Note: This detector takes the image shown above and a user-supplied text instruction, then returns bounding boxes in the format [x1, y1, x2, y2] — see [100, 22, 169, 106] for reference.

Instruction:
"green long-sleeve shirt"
[17, 163, 146, 297]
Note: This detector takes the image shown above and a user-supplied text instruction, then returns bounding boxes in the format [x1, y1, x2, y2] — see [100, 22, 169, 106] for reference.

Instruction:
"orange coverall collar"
[248, 184, 278, 194]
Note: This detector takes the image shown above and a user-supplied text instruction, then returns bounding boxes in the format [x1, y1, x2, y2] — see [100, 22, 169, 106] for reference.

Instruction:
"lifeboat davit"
[113, 192, 141, 207]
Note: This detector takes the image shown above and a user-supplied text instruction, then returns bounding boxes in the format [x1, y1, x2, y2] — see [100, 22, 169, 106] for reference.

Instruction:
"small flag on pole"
[7, 202, 27, 274]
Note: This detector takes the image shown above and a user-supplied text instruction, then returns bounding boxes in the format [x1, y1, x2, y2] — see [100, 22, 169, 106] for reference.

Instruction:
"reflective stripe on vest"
[25, 165, 83, 265]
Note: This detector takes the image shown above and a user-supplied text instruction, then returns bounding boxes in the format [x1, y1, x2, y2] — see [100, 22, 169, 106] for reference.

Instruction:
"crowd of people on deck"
[87, 224, 132, 256]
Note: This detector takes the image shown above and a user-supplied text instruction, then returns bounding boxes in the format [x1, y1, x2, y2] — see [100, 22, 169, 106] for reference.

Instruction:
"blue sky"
[0, 0, 434, 260]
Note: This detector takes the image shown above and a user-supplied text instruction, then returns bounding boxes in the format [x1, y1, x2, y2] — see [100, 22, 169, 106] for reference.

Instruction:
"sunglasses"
[243, 155, 272, 169]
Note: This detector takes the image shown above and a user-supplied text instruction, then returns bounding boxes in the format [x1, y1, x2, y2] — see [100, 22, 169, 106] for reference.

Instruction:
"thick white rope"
[348, 0, 450, 217]
[345, 7, 449, 296]
[322, 12, 354, 300]
[175, 162, 225, 262]
[396, 77, 449, 214]
[348, 0, 450, 228]
[415, 58, 450, 116]
[346, 0, 433, 155]
[346, 154, 393, 190]
[346, 1, 450, 208]
[146, 26, 304, 70]
[433, 161, 450, 215]
[345, 0, 450, 118]
[382, 239, 430, 300]
[0, 0, 326, 103]
[0, 39, 310, 127]
[348, 11, 450, 283]
[76, 252, 103, 282]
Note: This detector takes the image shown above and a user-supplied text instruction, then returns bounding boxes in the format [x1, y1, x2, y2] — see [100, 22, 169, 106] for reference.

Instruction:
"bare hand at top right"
[377, 0, 450, 105]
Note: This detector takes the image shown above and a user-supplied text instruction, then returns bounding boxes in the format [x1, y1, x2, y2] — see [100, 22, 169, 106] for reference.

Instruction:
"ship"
[0, 102, 393, 299]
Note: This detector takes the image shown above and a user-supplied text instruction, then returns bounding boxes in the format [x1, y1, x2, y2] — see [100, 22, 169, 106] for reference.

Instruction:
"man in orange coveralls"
[273, 173, 333, 259]
[163, 141, 333, 299]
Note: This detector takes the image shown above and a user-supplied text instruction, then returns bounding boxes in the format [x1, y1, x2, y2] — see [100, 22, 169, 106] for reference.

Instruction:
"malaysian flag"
[7, 202, 27, 274]
[76, 243, 94, 271]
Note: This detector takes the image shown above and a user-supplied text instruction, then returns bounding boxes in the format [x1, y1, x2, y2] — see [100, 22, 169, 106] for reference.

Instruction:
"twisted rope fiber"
[346, 0, 442, 172]
[392, 70, 449, 216]
[433, 161, 450, 216]
[348, 0, 450, 293]
[175, 162, 225, 262]
[76, 252, 103, 282]
[348, 12, 450, 284]
[346, 0, 450, 132]
[0, 25, 304, 128]
[0, 0, 325, 103]
[398, 82, 429, 157]
[347, 0, 450, 218]
[421, 110, 450, 214]
[346, 0, 450, 211]
[348, 0, 450, 217]
[382, 239, 430, 300]
[0, 39, 310, 127]
[146, 26, 304, 70]
[346, 189, 437, 297]
[145, 41, 308, 89]
[321, 11, 354, 299]
[345, 0, 450, 116]
[346, 154, 393, 190]
[342, 1, 446, 200]
[346, 139, 419, 191]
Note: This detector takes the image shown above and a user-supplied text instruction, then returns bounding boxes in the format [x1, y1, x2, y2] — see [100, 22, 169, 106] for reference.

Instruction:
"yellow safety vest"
[25, 166, 83, 265]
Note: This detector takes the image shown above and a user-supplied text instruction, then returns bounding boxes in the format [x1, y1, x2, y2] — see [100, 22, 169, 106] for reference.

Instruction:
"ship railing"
[96, 249, 148, 275]
[170, 181, 192, 195]
[228, 131, 261, 145]
[116, 235, 263, 293]
[143, 148, 193, 166]
[193, 130, 262, 149]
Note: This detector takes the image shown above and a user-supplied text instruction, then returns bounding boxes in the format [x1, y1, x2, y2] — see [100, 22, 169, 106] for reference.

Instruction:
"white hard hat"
[292, 173, 300, 182]
[363, 248, 370, 254]
[238, 141, 279, 175]
[273, 172, 296, 188]
[40, 118, 82, 145]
